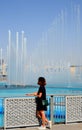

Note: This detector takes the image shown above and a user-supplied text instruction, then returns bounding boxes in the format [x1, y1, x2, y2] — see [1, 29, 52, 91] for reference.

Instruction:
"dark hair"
[38, 77, 46, 85]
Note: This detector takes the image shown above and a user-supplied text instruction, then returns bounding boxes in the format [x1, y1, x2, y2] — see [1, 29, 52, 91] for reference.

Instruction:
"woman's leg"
[36, 111, 41, 118]
[38, 110, 52, 129]
[39, 110, 49, 127]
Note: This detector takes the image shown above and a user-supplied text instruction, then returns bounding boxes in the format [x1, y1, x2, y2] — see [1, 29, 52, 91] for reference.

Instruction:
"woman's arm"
[26, 92, 37, 96]
[26, 92, 42, 97]
[37, 92, 42, 98]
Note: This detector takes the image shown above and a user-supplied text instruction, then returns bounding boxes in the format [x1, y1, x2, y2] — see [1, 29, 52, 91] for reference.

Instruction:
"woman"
[26, 77, 52, 129]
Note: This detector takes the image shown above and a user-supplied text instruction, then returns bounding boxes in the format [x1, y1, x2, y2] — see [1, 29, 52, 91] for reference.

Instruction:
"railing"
[0, 95, 82, 129]
[47, 95, 66, 124]
[4, 97, 39, 128]
[66, 96, 82, 123]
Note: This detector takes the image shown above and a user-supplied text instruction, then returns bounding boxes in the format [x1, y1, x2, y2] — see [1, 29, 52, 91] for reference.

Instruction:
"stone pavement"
[3, 123, 82, 130]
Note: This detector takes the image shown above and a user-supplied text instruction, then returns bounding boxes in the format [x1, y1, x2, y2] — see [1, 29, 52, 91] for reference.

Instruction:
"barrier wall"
[66, 96, 82, 123]
[3, 95, 82, 129]
[4, 97, 39, 128]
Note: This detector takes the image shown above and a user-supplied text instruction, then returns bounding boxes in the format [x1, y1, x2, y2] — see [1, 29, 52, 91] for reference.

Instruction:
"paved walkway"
[3, 123, 82, 130]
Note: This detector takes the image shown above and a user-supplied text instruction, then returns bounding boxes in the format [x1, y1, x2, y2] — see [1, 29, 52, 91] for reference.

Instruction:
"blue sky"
[0, 0, 82, 84]
[0, 0, 82, 48]
[0, 0, 65, 48]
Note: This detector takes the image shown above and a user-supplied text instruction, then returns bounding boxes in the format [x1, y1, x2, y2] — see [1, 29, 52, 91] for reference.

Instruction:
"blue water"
[0, 83, 82, 97]
[0, 84, 82, 127]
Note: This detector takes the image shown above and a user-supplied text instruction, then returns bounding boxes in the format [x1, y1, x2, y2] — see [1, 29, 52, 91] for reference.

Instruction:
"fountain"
[0, 4, 82, 86]
[7, 30, 28, 86]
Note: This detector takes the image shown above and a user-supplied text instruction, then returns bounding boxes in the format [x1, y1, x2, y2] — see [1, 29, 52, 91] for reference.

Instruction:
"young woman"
[26, 77, 52, 129]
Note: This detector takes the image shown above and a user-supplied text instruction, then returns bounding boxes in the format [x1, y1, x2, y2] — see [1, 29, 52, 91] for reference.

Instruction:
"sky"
[0, 0, 82, 48]
[0, 0, 82, 84]
[0, 0, 63, 48]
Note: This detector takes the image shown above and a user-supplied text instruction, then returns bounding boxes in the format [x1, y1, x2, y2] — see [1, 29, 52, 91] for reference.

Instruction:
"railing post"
[50, 95, 54, 125]
[65, 96, 67, 124]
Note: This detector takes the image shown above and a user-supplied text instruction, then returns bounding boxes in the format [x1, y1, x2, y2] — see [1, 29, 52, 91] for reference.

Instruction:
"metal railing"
[0, 95, 82, 129]
[47, 95, 66, 124]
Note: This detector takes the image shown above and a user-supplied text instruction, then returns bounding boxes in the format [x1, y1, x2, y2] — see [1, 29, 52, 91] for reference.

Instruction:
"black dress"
[36, 86, 47, 111]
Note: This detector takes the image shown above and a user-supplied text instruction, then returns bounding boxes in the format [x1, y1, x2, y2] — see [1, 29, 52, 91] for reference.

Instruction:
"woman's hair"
[38, 77, 46, 86]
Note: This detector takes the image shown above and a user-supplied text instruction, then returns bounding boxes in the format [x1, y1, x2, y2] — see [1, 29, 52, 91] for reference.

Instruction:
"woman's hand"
[33, 92, 37, 96]
[26, 94, 31, 96]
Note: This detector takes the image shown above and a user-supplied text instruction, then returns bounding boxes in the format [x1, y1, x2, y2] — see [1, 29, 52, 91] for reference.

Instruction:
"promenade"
[3, 123, 82, 130]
